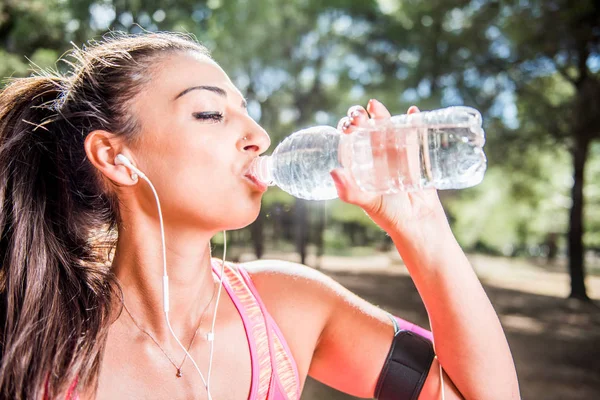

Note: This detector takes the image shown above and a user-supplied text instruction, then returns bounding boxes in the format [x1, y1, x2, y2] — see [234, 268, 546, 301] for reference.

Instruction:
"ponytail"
[0, 75, 116, 399]
[0, 31, 210, 399]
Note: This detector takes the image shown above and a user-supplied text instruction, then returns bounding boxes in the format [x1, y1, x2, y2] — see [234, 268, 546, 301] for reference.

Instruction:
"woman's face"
[127, 51, 271, 232]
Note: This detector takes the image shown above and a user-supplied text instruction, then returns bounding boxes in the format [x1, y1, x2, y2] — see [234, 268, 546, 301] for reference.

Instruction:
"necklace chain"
[122, 281, 217, 378]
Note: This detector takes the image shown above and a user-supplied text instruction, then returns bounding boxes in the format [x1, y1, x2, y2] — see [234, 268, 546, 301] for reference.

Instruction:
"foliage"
[447, 147, 572, 251]
[1, 1, 599, 294]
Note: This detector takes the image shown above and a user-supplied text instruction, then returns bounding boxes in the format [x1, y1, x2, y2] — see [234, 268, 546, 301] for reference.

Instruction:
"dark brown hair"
[0, 32, 210, 399]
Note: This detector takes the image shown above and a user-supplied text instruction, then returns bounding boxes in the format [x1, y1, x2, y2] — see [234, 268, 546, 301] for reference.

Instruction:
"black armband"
[374, 330, 435, 400]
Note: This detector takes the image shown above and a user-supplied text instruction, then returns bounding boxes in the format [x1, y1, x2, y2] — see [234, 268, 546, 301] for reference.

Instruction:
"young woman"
[0, 32, 520, 400]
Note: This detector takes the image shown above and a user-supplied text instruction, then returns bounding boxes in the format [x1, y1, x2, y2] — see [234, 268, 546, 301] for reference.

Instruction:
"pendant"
[176, 369, 182, 378]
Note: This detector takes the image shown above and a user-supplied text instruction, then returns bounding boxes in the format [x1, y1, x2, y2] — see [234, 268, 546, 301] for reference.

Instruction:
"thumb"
[330, 168, 353, 202]
[330, 168, 380, 211]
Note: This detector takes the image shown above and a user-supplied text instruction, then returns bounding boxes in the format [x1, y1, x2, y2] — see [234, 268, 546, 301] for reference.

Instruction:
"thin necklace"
[122, 281, 217, 378]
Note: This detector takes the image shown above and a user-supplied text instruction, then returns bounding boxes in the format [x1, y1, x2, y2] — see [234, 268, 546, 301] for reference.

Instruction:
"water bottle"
[249, 106, 486, 201]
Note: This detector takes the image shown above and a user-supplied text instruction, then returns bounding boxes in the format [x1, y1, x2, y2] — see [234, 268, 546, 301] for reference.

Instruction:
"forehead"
[147, 51, 242, 100]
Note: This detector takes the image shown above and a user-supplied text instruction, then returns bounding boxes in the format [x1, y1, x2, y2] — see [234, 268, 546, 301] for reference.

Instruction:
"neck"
[111, 213, 223, 341]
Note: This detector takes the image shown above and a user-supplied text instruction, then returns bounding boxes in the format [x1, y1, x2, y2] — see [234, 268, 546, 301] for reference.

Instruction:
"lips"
[243, 172, 268, 192]
[242, 160, 268, 192]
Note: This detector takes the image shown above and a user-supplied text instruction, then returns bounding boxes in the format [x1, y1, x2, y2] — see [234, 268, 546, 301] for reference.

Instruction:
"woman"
[0, 32, 519, 399]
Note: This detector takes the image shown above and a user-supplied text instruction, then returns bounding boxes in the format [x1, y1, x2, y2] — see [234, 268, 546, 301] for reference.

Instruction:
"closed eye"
[192, 111, 224, 122]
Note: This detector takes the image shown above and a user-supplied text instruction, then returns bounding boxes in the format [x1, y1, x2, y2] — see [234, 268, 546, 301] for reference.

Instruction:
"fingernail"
[368, 99, 381, 112]
[350, 109, 360, 119]
[342, 119, 351, 130]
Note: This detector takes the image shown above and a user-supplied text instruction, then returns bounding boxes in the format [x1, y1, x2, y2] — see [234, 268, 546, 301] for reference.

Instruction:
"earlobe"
[84, 130, 138, 186]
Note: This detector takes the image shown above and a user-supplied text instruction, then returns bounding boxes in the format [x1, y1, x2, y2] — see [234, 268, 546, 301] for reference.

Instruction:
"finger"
[330, 168, 378, 208]
[403, 106, 421, 187]
[367, 99, 392, 120]
[338, 105, 370, 135]
[330, 168, 351, 202]
[330, 168, 357, 204]
[347, 105, 369, 127]
[407, 105, 420, 114]
[336, 116, 352, 133]
[364, 99, 391, 191]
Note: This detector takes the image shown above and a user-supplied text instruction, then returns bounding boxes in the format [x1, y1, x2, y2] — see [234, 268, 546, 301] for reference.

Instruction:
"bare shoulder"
[237, 259, 398, 393]
[239, 259, 334, 287]
[238, 259, 345, 312]
[238, 259, 387, 322]
[237, 260, 343, 375]
[239, 259, 333, 309]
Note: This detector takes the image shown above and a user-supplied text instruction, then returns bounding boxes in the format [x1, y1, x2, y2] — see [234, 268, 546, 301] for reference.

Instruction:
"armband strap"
[374, 329, 435, 400]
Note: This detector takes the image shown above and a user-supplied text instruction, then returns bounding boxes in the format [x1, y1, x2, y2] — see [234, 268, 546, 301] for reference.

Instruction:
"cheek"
[166, 145, 231, 196]
[136, 126, 259, 228]
[190, 143, 235, 185]
[159, 143, 246, 209]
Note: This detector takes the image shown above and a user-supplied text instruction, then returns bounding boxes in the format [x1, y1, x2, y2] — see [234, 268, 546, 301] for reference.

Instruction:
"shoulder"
[234, 259, 397, 389]
[236, 259, 371, 338]
[233, 259, 391, 331]
[237, 259, 346, 312]
[235, 260, 346, 370]
[238, 259, 330, 285]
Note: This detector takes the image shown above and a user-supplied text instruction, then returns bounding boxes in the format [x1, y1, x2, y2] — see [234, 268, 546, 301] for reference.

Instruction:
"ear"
[84, 130, 139, 186]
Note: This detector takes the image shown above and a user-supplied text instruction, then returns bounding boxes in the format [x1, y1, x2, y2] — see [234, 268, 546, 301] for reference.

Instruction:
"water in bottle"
[249, 106, 486, 201]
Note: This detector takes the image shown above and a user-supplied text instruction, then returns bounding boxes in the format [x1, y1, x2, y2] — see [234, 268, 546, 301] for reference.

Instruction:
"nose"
[239, 117, 271, 155]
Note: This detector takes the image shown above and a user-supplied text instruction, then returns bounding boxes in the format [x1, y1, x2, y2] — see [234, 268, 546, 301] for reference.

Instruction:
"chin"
[222, 200, 262, 231]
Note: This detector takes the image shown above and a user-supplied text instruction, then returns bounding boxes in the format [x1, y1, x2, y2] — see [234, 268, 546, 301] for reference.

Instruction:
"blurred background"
[1, 0, 599, 398]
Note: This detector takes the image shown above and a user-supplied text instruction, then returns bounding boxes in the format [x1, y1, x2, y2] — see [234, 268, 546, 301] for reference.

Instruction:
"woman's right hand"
[331, 99, 450, 244]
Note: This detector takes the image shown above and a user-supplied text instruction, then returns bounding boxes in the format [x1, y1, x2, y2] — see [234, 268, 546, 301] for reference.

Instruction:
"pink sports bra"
[211, 259, 301, 400]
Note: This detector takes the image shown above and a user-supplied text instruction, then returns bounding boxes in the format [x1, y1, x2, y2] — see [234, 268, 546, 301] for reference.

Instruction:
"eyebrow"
[174, 85, 248, 108]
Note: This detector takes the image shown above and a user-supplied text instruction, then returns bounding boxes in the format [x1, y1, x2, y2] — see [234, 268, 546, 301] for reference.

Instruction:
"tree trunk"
[568, 135, 590, 300]
[272, 204, 282, 247]
[251, 211, 264, 259]
[0, 5, 15, 52]
[314, 204, 326, 269]
[294, 199, 309, 265]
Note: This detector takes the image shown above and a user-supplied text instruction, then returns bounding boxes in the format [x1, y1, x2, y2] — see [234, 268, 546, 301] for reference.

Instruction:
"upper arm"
[306, 271, 399, 397]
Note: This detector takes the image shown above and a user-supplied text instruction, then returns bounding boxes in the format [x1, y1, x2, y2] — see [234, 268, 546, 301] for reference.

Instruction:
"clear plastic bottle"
[249, 106, 487, 201]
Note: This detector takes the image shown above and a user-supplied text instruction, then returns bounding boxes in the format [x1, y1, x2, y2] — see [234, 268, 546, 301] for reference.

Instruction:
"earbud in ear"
[114, 154, 133, 168]
[114, 153, 146, 181]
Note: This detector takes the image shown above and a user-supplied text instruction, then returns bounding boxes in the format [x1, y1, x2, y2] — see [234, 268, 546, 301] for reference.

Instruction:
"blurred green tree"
[349, 0, 599, 300]
[486, 0, 599, 299]
[1, 0, 599, 300]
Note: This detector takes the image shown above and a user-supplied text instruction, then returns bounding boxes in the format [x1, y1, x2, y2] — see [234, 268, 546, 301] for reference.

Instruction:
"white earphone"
[114, 153, 227, 399]
[114, 153, 145, 180]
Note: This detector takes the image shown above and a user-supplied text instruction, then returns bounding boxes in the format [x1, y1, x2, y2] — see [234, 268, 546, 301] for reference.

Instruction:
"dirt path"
[280, 253, 600, 400]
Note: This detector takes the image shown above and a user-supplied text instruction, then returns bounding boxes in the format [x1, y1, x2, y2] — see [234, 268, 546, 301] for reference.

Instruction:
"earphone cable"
[206, 229, 227, 391]
[139, 173, 213, 399]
